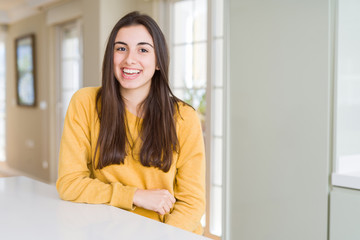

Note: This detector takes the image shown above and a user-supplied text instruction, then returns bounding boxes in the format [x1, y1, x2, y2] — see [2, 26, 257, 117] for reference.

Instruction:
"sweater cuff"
[109, 182, 137, 210]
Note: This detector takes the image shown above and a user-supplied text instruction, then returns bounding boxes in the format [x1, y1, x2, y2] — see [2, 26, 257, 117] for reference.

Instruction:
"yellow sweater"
[56, 87, 206, 234]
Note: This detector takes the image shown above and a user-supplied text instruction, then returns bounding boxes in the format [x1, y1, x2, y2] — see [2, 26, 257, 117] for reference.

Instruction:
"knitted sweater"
[56, 87, 206, 234]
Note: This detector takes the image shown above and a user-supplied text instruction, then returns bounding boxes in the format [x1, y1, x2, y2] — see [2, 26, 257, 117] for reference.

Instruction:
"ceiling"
[0, 0, 60, 24]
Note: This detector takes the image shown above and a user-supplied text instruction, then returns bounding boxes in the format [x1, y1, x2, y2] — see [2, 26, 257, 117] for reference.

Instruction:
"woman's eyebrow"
[114, 41, 154, 48]
[114, 41, 127, 46]
[138, 42, 154, 48]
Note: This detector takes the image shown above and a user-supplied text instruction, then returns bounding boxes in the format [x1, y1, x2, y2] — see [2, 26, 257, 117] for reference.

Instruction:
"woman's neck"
[121, 88, 149, 117]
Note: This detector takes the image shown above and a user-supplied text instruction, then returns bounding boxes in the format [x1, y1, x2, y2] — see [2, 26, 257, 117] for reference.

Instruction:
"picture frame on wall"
[15, 34, 36, 107]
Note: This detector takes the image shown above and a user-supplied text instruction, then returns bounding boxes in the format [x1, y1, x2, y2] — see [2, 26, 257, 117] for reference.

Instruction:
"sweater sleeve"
[56, 88, 137, 210]
[164, 106, 206, 234]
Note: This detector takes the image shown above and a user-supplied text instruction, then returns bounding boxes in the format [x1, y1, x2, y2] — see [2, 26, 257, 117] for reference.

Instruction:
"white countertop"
[0, 176, 210, 240]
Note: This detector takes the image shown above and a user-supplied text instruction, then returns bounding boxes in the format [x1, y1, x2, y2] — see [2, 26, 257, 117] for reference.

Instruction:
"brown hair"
[94, 11, 183, 172]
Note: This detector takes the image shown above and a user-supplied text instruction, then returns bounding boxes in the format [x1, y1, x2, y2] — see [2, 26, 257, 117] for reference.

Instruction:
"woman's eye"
[116, 47, 126, 51]
[140, 48, 148, 53]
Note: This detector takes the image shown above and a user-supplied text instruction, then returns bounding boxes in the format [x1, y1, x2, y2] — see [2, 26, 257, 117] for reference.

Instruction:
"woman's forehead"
[115, 25, 154, 44]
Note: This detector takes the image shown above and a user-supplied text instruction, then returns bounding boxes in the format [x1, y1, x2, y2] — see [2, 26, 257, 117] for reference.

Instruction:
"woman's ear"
[156, 66, 160, 70]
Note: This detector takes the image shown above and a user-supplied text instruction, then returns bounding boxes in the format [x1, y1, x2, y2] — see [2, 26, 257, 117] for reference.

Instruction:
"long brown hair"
[94, 11, 182, 172]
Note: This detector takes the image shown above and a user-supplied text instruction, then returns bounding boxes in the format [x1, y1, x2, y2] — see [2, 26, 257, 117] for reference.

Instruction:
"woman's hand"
[133, 189, 176, 215]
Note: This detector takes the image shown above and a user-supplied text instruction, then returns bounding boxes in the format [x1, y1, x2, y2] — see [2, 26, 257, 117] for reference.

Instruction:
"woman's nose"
[125, 50, 137, 65]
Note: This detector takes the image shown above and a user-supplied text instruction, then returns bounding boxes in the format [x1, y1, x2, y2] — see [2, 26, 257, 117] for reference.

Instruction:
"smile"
[121, 68, 141, 80]
[122, 68, 141, 75]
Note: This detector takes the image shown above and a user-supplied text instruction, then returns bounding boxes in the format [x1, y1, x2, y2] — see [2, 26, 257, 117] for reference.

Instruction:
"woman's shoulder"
[73, 87, 101, 100]
[71, 87, 101, 105]
[176, 102, 198, 123]
[175, 102, 203, 141]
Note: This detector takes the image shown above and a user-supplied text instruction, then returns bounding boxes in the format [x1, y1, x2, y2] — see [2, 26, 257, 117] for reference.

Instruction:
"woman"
[56, 11, 205, 235]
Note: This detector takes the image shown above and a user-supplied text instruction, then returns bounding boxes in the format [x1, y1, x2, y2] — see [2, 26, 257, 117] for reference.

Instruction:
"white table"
[0, 176, 211, 240]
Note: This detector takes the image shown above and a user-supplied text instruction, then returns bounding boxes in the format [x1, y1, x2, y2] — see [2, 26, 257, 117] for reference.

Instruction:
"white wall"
[226, 0, 330, 239]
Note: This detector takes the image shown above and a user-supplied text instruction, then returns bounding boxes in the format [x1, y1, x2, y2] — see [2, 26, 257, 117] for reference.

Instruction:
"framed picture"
[15, 34, 36, 107]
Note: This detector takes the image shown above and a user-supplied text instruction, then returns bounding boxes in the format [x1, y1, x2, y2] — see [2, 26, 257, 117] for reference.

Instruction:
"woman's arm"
[56, 88, 137, 210]
[165, 106, 206, 233]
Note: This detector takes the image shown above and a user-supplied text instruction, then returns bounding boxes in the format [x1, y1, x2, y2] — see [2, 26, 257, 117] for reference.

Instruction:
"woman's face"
[113, 24, 157, 97]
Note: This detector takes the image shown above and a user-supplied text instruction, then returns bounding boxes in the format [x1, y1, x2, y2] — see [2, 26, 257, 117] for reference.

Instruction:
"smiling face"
[113, 24, 157, 98]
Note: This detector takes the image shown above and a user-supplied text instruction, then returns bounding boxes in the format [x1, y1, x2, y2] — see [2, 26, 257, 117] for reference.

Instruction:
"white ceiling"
[0, 0, 60, 24]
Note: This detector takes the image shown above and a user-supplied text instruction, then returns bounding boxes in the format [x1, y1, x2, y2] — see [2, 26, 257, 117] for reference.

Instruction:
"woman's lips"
[122, 68, 141, 79]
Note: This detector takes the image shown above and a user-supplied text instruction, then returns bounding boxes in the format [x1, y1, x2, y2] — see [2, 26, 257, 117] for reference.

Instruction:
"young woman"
[56, 11, 205, 235]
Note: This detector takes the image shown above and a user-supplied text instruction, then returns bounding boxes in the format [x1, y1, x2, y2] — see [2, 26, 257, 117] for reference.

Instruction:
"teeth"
[123, 68, 140, 74]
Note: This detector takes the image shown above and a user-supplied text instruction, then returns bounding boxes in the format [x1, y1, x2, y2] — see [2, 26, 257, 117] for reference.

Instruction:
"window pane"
[210, 185, 222, 236]
[213, 0, 224, 37]
[184, 88, 206, 131]
[173, 0, 207, 44]
[173, 43, 207, 89]
[173, 45, 189, 88]
[175, 88, 206, 131]
[214, 38, 223, 87]
[193, 0, 207, 42]
[62, 60, 80, 90]
[193, 42, 207, 88]
[183, 88, 205, 111]
[173, 88, 185, 101]
[173, 1, 194, 44]
[213, 88, 223, 137]
[62, 28, 79, 58]
[212, 137, 222, 186]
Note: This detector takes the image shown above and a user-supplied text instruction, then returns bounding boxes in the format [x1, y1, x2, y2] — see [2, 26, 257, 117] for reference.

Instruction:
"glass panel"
[62, 27, 79, 59]
[212, 137, 222, 186]
[193, 42, 207, 88]
[59, 21, 82, 151]
[336, 0, 360, 174]
[173, 43, 206, 89]
[213, 0, 224, 37]
[193, 0, 207, 42]
[173, 88, 185, 101]
[183, 88, 206, 131]
[62, 60, 80, 90]
[214, 38, 223, 87]
[210, 185, 222, 236]
[173, 45, 188, 88]
[213, 88, 223, 137]
[171, 1, 224, 237]
[183, 88, 205, 110]
[173, 0, 207, 44]
[175, 88, 206, 131]
[0, 118, 4, 139]
[173, 0, 193, 44]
